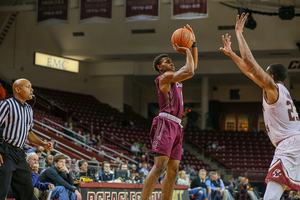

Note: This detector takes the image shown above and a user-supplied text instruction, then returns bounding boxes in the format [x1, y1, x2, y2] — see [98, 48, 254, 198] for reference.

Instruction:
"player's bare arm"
[235, 13, 276, 89]
[185, 24, 198, 70]
[220, 13, 278, 103]
[159, 44, 194, 93]
[28, 131, 53, 151]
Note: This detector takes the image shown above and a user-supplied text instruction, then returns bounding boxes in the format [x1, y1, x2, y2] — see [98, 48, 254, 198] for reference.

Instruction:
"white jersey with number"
[263, 83, 300, 147]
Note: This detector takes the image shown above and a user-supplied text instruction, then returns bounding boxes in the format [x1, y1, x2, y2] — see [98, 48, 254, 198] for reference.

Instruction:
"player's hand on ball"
[185, 24, 195, 41]
[173, 43, 189, 54]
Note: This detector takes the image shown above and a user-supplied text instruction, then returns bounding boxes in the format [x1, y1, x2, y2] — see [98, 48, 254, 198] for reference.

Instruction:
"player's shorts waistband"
[159, 112, 182, 124]
[276, 135, 296, 147]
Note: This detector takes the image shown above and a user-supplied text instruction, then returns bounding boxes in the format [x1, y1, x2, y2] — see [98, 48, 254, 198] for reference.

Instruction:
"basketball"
[171, 28, 195, 49]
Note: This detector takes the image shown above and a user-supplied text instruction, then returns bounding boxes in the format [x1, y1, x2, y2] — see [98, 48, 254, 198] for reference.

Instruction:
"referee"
[0, 78, 53, 200]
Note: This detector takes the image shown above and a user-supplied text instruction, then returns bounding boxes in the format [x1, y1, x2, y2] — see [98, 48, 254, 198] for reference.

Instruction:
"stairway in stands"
[0, 12, 18, 46]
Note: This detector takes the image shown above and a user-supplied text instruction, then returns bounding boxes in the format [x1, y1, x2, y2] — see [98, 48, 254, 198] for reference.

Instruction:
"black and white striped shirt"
[0, 97, 33, 148]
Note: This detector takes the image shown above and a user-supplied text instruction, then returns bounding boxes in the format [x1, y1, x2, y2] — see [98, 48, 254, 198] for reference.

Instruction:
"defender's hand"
[236, 12, 249, 33]
[220, 33, 234, 56]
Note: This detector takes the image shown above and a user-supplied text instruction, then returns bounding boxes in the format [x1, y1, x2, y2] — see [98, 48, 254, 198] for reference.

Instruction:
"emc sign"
[34, 52, 79, 73]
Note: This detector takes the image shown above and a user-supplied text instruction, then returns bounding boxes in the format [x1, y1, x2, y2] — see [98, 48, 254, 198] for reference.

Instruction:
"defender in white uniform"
[220, 13, 300, 200]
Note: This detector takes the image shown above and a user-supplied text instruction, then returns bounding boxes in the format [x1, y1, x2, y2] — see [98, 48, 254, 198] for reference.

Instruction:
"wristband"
[191, 41, 197, 48]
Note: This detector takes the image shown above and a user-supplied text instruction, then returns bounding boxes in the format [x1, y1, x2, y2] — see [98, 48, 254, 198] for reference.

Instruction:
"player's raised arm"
[160, 44, 194, 87]
[220, 13, 277, 92]
[186, 24, 198, 70]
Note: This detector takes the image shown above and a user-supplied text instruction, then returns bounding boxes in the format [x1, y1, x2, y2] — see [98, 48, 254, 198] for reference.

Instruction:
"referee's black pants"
[0, 142, 34, 200]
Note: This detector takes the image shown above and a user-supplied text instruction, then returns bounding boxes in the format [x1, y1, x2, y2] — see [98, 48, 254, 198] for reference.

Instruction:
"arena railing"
[102, 130, 154, 163]
[69, 114, 94, 134]
[101, 131, 134, 152]
[42, 117, 85, 141]
[41, 118, 138, 164]
[33, 128, 92, 160]
[24, 143, 67, 158]
[32, 89, 69, 121]
[34, 119, 138, 165]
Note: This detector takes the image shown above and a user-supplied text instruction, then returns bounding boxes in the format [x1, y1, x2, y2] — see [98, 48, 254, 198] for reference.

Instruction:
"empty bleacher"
[185, 130, 273, 175]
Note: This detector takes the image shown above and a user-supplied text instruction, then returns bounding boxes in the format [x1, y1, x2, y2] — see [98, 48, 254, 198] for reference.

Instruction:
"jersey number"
[286, 100, 300, 121]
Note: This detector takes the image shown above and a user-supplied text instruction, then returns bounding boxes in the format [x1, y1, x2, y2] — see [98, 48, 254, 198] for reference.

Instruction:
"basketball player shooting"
[220, 13, 300, 199]
[140, 24, 198, 200]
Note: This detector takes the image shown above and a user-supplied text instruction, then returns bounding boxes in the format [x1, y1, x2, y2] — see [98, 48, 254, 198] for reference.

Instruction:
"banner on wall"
[79, 0, 112, 23]
[34, 52, 79, 73]
[172, 0, 208, 19]
[125, 0, 159, 22]
[37, 0, 69, 25]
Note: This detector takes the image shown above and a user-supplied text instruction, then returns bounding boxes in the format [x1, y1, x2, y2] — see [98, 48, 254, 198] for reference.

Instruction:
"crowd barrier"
[79, 182, 189, 200]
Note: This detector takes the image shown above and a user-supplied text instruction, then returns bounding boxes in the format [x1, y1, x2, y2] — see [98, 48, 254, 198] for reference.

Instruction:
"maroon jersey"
[155, 76, 184, 119]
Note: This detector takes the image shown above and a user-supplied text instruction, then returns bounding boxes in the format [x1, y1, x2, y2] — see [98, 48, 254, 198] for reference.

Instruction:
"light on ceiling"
[279, 6, 295, 20]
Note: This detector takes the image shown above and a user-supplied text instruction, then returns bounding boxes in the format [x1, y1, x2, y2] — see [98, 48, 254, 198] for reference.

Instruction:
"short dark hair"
[79, 159, 87, 168]
[119, 163, 127, 169]
[53, 154, 66, 163]
[102, 161, 110, 171]
[267, 63, 288, 83]
[153, 54, 169, 72]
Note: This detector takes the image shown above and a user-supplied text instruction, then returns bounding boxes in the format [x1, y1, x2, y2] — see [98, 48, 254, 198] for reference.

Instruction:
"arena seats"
[179, 150, 214, 171]
[29, 87, 214, 172]
[185, 129, 273, 172]
[34, 86, 147, 129]
[33, 108, 65, 132]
